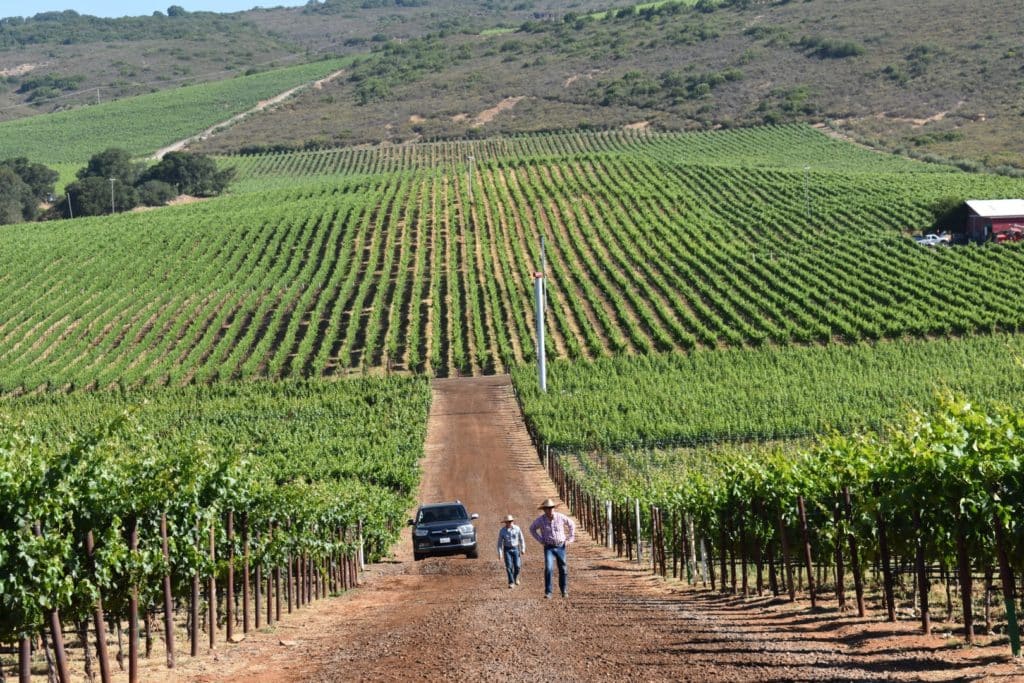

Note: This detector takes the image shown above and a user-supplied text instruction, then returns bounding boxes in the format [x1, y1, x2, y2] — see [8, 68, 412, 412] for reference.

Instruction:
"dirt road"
[153, 376, 1019, 682]
[149, 69, 345, 159]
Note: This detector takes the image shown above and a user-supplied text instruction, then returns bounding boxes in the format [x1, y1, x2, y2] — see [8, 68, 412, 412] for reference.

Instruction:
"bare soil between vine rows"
[129, 376, 1020, 682]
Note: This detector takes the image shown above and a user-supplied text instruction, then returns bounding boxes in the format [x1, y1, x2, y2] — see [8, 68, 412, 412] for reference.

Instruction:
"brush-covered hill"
[0, 1, 603, 122]
[1, 0, 1021, 170]
[0, 10, 301, 120]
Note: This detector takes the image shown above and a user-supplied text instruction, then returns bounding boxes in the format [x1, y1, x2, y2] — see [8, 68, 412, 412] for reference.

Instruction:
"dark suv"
[408, 501, 479, 561]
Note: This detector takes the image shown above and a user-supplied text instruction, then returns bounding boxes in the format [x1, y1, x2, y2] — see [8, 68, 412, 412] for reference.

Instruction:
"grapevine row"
[529, 395, 1023, 655]
[3, 131, 1024, 391]
[0, 376, 430, 679]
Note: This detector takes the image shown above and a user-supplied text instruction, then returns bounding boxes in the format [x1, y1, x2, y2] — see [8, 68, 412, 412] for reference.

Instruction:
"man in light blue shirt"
[496, 514, 526, 588]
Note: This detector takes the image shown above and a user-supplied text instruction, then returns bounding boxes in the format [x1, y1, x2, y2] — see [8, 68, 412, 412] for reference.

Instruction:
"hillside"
[2, 4, 1024, 679]
[2, 126, 1024, 393]
[0, 11, 304, 120]
[192, 0, 1024, 170]
[0, 1, 602, 123]
[0, 59, 349, 165]
[2, 0, 1022, 169]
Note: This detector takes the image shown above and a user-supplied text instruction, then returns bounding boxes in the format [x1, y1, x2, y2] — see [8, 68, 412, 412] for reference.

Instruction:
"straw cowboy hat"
[502, 514, 516, 522]
[538, 498, 559, 509]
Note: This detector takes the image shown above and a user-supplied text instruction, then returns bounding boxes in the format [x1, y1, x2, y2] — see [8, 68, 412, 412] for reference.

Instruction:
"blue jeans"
[543, 545, 567, 595]
[503, 548, 521, 585]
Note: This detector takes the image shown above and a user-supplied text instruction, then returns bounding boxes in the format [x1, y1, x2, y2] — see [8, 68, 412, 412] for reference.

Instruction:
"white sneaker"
[509, 583, 514, 589]
[544, 593, 552, 599]
[514, 578, 520, 585]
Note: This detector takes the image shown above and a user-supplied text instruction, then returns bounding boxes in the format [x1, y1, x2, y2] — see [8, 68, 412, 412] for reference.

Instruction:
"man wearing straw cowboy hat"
[528, 498, 576, 599]
[496, 514, 526, 588]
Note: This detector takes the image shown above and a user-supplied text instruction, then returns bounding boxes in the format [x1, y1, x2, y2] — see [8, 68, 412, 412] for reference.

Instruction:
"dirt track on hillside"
[140, 376, 1021, 682]
[150, 69, 345, 159]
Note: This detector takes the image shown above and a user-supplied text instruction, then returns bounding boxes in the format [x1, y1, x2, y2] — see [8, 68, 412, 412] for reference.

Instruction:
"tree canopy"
[64, 176, 139, 218]
[0, 157, 57, 225]
[141, 152, 235, 197]
[77, 148, 145, 186]
[0, 168, 35, 224]
[56, 149, 232, 218]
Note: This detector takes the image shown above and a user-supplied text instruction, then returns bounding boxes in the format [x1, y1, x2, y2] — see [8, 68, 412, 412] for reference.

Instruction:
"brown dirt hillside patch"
[471, 96, 525, 127]
[0, 63, 44, 77]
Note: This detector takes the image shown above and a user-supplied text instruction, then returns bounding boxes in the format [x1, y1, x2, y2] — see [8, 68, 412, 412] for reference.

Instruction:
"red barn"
[966, 199, 1024, 242]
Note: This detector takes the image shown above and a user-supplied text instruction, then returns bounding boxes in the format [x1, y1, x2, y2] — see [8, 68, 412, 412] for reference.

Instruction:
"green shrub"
[798, 36, 865, 59]
[136, 179, 177, 206]
[928, 196, 968, 231]
[141, 151, 234, 197]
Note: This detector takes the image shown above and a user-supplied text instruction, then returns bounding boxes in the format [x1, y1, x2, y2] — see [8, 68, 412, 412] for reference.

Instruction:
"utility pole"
[533, 266, 547, 393]
[466, 155, 474, 203]
[66, 193, 73, 219]
[803, 165, 810, 226]
[540, 235, 547, 311]
[109, 178, 116, 214]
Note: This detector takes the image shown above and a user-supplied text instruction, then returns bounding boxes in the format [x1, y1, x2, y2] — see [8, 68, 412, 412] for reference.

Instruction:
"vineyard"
[0, 58, 347, 165]
[0, 376, 430, 679]
[225, 125, 941, 190]
[507, 297, 1024, 656]
[3, 122, 1024, 676]
[510, 334, 1024, 448]
[524, 390, 1024, 656]
[2, 127, 1024, 394]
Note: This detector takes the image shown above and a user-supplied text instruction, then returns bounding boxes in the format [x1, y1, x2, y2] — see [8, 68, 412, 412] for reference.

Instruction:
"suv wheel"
[413, 551, 424, 561]
[465, 547, 478, 559]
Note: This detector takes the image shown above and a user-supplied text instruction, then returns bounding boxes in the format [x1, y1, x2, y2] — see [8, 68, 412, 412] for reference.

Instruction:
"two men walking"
[497, 498, 576, 598]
